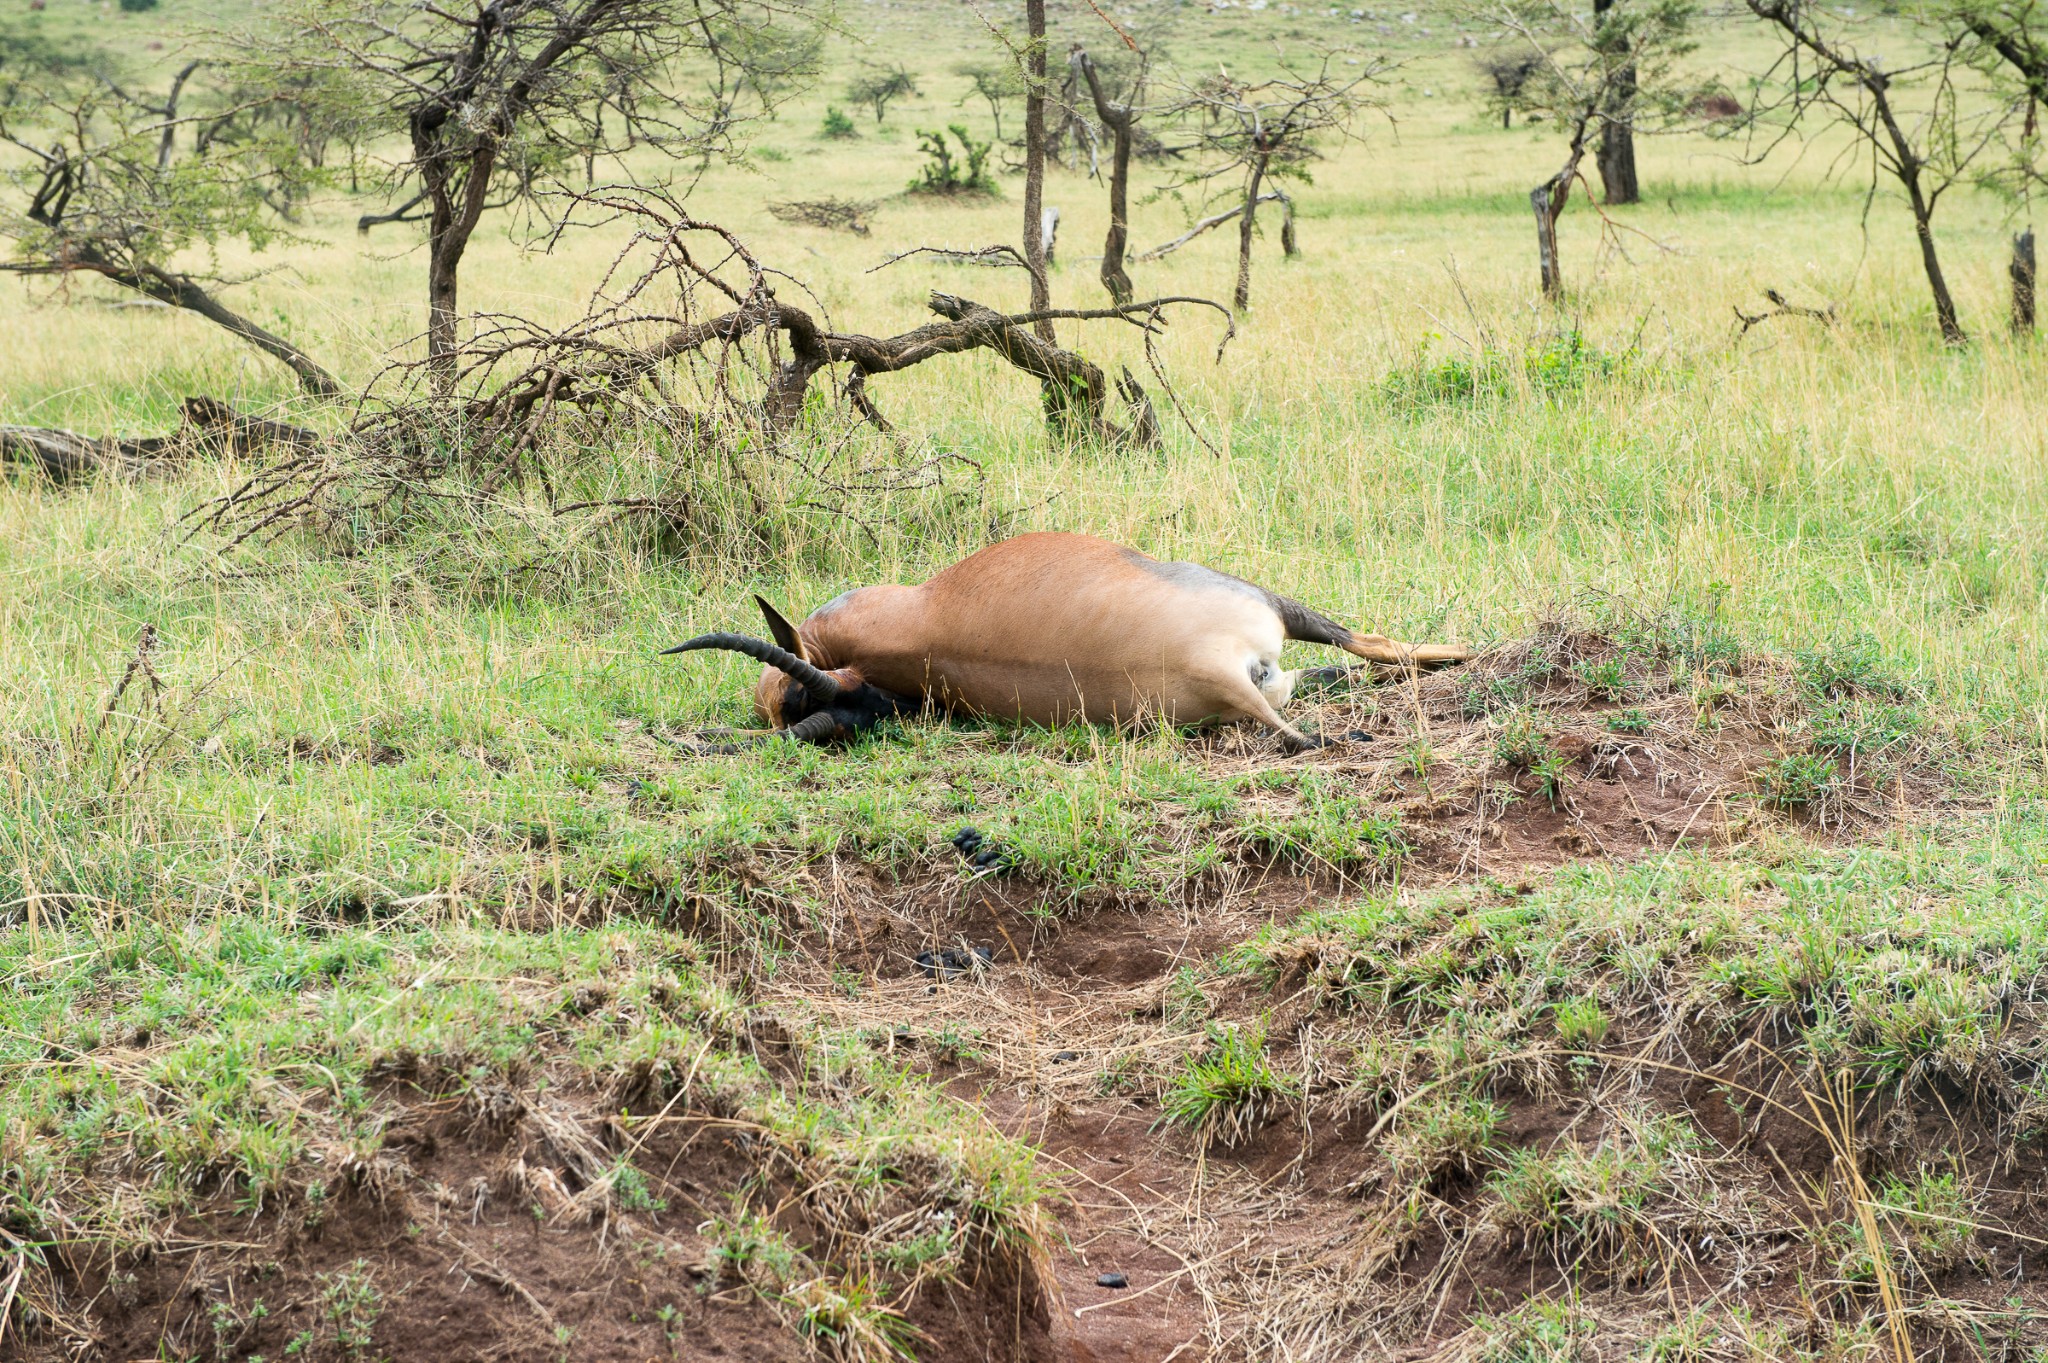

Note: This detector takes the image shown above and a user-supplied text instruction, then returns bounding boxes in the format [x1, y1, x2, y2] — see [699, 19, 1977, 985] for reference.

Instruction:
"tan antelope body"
[666, 533, 1471, 751]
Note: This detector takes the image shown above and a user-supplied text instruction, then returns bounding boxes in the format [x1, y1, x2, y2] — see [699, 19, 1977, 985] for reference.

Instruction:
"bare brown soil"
[31, 1077, 1052, 1363]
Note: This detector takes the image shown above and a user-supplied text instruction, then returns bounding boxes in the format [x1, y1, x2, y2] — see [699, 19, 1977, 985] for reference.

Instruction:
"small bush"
[1754, 752, 1841, 811]
[1573, 656, 1629, 701]
[1462, 671, 1531, 718]
[1627, 600, 1743, 677]
[1524, 329, 1620, 392]
[1807, 695, 1921, 760]
[1158, 1023, 1295, 1148]
[1487, 1115, 1696, 1261]
[782, 1275, 921, 1359]
[712, 1208, 802, 1285]
[909, 125, 997, 196]
[1552, 995, 1610, 1046]
[1239, 782, 1408, 875]
[1384, 1092, 1505, 1190]
[1473, 1296, 1592, 1363]
[1494, 711, 1556, 770]
[294, 1261, 383, 1360]
[1829, 1167, 1978, 1288]
[1380, 330, 1624, 408]
[820, 106, 858, 139]
[1608, 708, 1651, 735]
[118, 0, 161, 11]
[1382, 351, 1493, 405]
[1796, 631, 1911, 700]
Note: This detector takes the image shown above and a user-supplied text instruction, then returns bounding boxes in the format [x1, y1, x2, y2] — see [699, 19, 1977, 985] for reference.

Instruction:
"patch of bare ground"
[23, 1071, 1053, 1363]
[698, 628, 2025, 1359]
[757, 877, 2048, 1361]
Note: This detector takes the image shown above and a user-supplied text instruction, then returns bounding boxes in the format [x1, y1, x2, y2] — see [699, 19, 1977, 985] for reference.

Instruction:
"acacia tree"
[1745, 0, 2010, 345]
[1160, 57, 1379, 313]
[956, 59, 1025, 141]
[846, 64, 917, 123]
[1480, 0, 1694, 297]
[254, 0, 817, 393]
[1475, 50, 1541, 128]
[0, 27, 342, 396]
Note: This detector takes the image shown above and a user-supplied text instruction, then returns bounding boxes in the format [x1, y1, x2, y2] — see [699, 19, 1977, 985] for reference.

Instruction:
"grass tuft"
[1158, 1022, 1296, 1149]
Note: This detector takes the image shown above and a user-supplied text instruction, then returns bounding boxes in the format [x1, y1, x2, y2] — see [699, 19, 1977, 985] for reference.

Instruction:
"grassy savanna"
[4, 0, 2048, 1358]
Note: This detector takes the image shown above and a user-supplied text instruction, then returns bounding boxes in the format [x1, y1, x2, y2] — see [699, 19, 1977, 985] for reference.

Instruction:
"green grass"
[4, 0, 2048, 1354]
[1158, 1021, 1297, 1148]
[1486, 1112, 1699, 1260]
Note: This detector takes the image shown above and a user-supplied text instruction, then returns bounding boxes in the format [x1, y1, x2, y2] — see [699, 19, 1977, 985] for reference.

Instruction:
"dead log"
[1732, 287, 1837, 337]
[767, 290, 1169, 448]
[479, 287, 1201, 452]
[1, 397, 320, 485]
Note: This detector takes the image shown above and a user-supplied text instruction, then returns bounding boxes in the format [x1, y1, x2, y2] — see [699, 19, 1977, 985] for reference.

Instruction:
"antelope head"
[661, 595, 916, 745]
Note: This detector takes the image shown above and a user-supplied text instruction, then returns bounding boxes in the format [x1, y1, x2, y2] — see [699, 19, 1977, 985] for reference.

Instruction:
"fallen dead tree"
[186, 192, 1229, 554]
[1, 397, 318, 485]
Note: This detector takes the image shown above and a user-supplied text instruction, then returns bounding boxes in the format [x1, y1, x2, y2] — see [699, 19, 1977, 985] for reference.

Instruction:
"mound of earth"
[16, 624, 2013, 1363]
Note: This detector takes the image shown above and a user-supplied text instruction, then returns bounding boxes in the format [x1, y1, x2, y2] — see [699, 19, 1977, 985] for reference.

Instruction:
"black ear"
[755, 595, 806, 659]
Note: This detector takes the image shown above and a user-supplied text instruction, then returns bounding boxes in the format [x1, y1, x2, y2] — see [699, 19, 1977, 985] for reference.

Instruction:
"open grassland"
[6, 1, 2048, 1359]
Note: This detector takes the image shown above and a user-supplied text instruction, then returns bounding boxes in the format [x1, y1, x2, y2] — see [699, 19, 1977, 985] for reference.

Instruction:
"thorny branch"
[182, 192, 1231, 553]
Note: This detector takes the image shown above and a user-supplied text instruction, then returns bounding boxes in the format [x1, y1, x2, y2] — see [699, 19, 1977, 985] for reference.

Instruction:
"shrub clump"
[1381, 330, 1626, 407]
[909, 125, 997, 196]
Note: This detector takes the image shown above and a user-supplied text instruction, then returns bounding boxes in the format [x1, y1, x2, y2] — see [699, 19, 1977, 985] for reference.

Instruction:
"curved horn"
[660, 632, 841, 704]
[781, 711, 841, 744]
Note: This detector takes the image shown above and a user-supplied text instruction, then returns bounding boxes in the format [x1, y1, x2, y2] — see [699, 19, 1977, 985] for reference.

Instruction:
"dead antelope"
[664, 532, 1472, 752]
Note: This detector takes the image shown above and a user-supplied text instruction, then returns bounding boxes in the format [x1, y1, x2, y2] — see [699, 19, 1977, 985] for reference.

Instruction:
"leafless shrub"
[183, 190, 1229, 561]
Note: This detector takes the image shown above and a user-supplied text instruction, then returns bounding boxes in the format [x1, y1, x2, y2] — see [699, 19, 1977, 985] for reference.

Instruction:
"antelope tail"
[1268, 593, 1474, 669]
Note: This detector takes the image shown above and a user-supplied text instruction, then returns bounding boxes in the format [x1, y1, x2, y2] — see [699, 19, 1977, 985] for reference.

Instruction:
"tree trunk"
[1905, 181, 1965, 345]
[2013, 229, 2037, 336]
[1102, 127, 1132, 303]
[1076, 49, 1135, 306]
[422, 149, 499, 395]
[1596, 66, 1639, 204]
[1530, 178, 1565, 300]
[1235, 152, 1268, 312]
[1022, 0, 1053, 342]
[1863, 77, 1966, 346]
[427, 241, 461, 394]
[1592, 0, 1638, 205]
